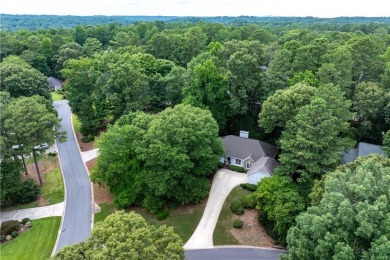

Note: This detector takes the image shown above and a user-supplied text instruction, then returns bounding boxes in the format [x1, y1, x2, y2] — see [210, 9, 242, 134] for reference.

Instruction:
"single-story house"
[343, 142, 387, 163]
[220, 131, 279, 184]
[48, 77, 64, 91]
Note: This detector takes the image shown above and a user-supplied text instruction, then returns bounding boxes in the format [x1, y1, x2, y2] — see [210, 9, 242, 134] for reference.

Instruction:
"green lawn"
[0, 217, 61, 260]
[72, 114, 81, 134]
[94, 202, 206, 243]
[51, 91, 63, 101]
[94, 203, 117, 224]
[213, 185, 251, 245]
[40, 168, 64, 205]
[128, 202, 206, 243]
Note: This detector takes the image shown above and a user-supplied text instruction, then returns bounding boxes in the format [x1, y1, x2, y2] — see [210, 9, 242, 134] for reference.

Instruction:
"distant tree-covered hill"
[1, 14, 390, 31]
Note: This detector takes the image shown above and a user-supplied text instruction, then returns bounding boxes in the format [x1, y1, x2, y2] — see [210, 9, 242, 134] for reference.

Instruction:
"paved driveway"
[184, 169, 247, 249]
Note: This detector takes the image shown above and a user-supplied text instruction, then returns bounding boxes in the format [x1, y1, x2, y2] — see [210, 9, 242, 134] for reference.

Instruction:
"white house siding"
[221, 156, 243, 167]
[248, 171, 270, 185]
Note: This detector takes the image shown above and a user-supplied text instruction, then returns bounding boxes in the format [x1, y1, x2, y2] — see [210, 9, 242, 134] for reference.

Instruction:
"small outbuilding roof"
[222, 135, 278, 162]
[247, 156, 279, 176]
[48, 77, 64, 88]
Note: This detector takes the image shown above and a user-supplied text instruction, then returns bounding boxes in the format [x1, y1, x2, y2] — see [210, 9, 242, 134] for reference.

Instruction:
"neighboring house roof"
[222, 135, 278, 161]
[247, 156, 279, 176]
[48, 77, 64, 88]
[343, 142, 386, 163]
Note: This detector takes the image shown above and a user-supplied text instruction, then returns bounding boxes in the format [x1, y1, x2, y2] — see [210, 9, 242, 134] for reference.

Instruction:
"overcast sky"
[1, 0, 389, 17]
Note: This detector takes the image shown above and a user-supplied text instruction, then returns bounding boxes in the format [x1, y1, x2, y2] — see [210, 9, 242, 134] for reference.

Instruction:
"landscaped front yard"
[213, 185, 276, 247]
[1, 154, 64, 211]
[0, 217, 61, 260]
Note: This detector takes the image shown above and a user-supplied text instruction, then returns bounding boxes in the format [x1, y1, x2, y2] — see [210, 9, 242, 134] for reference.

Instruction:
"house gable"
[222, 135, 278, 162]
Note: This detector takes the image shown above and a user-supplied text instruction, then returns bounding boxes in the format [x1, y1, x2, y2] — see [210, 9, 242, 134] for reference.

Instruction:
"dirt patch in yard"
[86, 158, 114, 205]
[230, 209, 276, 247]
[76, 132, 95, 152]
[22, 157, 58, 185]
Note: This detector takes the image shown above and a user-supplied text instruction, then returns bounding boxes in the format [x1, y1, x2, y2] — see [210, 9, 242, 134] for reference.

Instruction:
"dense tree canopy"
[53, 211, 184, 260]
[277, 97, 353, 184]
[92, 104, 223, 211]
[2, 95, 65, 184]
[0, 57, 51, 100]
[286, 155, 390, 260]
[258, 83, 317, 134]
[255, 175, 305, 245]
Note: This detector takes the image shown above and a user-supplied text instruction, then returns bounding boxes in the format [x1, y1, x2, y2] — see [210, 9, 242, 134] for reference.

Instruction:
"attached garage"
[247, 157, 279, 185]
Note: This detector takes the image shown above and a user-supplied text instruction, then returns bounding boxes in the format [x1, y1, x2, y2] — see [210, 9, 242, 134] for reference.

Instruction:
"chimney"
[239, 131, 249, 138]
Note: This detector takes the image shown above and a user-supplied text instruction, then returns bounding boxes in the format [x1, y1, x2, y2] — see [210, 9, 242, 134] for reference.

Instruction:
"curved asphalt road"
[53, 100, 92, 252]
[185, 247, 286, 260]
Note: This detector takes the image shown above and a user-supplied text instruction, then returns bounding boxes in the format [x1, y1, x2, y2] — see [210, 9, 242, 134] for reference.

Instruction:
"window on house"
[246, 162, 252, 169]
[235, 159, 241, 165]
[227, 157, 231, 163]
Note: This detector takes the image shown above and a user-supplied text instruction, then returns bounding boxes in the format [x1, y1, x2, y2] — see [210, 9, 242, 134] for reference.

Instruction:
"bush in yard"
[25, 221, 32, 228]
[228, 165, 246, 173]
[230, 199, 244, 215]
[156, 209, 170, 221]
[0, 235, 6, 243]
[233, 219, 244, 228]
[240, 193, 257, 209]
[1, 220, 20, 236]
[81, 135, 95, 143]
[13, 179, 39, 203]
[240, 183, 257, 192]
[6, 235, 12, 241]
[21, 218, 31, 225]
[10, 231, 18, 238]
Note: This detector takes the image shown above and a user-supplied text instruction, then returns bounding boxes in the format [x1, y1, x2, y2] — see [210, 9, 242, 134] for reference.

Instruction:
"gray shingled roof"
[247, 156, 279, 176]
[343, 142, 386, 163]
[48, 77, 63, 88]
[222, 135, 278, 161]
[357, 142, 386, 157]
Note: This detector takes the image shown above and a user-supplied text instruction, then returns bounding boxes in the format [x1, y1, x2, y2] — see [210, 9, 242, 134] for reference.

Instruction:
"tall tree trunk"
[33, 149, 43, 185]
[15, 133, 28, 175]
[21, 154, 28, 175]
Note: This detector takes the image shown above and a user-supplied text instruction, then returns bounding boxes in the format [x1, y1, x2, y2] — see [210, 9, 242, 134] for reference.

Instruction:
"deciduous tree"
[277, 98, 352, 183]
[255, 175, 305, 245]
[286, 155, 390, 260]
[53, 211, 184, 260]
[258, 83, 317, 134]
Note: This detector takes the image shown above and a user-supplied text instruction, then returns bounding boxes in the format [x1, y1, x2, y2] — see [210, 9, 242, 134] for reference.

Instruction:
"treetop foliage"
[286, 155, 390, 260]
[53, 211, 185, 260]
[92, 104, 223, 211]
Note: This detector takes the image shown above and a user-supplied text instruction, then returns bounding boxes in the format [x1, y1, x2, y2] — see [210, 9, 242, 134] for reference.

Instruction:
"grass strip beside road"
[72, 114, 81, 134]
[0, 217, 61, 260]
[41, 168, 64, 205]
[94, 203, 117, 223]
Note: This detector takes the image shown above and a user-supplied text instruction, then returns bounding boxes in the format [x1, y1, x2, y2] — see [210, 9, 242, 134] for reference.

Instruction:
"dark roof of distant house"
[48, 77, 63, 88]
[357, 142, 386, 157]
[247, 156, 279, 176]
[343, 142, 386, 163]
[222, 135, 278, 162]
